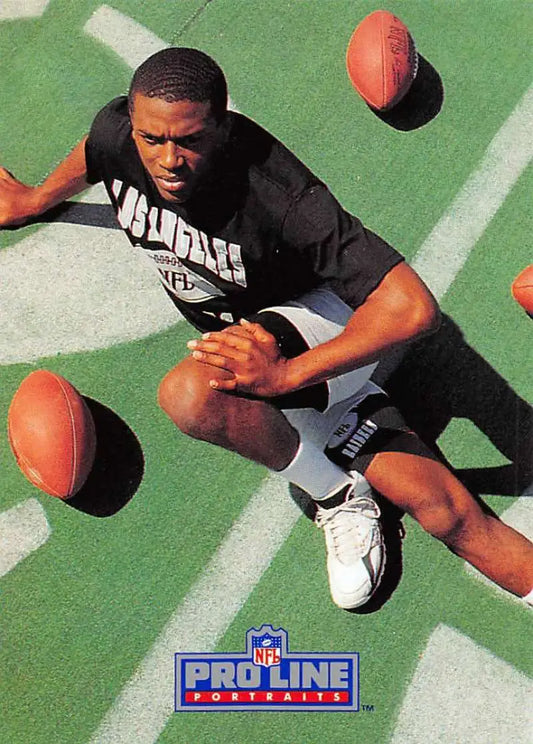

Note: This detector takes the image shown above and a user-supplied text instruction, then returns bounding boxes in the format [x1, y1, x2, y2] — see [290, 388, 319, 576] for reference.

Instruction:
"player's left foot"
[316, 485, 385, 609]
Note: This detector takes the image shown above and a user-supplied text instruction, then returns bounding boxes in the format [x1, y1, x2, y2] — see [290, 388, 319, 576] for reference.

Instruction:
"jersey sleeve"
[282, 184, 404, 308]
[85, 96, 131, 184]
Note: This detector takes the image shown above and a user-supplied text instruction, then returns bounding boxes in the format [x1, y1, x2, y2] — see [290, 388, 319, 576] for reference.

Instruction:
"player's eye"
[142, 134, 162, 145]
[182, 139, 195, 149]
[180, 134, 203, 149]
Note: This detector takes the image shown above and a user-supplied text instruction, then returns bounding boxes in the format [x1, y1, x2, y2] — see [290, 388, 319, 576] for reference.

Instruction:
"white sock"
[277, 438, 366, 501]
[523, 587, 533, 606]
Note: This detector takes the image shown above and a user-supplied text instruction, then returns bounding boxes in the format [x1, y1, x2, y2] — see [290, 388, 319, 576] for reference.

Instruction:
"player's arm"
[0, 136, 90, 227]
[279, 260, 440, 391]
[188, 260, 440, 397]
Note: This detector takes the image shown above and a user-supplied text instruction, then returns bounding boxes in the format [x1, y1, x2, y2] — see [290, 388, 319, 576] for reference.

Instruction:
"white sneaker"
[315, 485, 385, 609]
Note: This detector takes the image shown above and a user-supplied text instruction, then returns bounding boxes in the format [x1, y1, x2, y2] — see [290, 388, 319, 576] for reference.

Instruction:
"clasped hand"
[187, 318, 289, 397]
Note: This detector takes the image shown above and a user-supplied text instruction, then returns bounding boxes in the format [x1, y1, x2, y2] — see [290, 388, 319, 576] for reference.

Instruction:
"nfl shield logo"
[250, 627, 283, 667]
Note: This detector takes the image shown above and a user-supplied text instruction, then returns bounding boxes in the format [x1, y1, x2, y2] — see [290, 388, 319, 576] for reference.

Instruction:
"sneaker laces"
[316, 492, 381, 564]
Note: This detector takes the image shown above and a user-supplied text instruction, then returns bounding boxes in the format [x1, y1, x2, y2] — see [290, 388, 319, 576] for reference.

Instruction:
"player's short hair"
[128, 47, 228, 122]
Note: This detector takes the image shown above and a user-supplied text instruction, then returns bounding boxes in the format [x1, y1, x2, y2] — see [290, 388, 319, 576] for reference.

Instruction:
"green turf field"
[0, 2, 531, 743]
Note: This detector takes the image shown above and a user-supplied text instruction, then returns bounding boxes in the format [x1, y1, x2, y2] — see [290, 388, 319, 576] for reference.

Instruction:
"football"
[511, 265, 533, 316]
[7, 370, 96, 499]
[346, 9, 418, 111]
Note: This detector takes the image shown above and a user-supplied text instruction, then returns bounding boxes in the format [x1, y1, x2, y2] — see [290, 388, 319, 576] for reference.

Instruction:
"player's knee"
[414, 485, 478, 546]
[417, 504, 466, 544]
[158, 359, 221, 440]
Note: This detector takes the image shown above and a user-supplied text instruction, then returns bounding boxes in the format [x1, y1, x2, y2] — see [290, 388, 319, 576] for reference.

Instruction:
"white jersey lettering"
[117, 185, 139, 230]
[228, 242, 246, 287]
[111, 178, 123, 201]
[131, 193, 148, 238]
[147, 206, 162, 242]
[200, 230, 219, 275]
[187, 223, 205, 266]
[160, 209, 177, 251]
[211, 237, 231, 281]
[112, 183, 248, 303]
[175, 216, 191, 259]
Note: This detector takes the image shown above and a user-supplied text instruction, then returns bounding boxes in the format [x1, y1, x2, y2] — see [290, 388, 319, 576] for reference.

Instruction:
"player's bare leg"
[158, 356, 299, 470]
[159, 357, 533, 603]
[159, 356, 384, 609]
[365, 450, 533, 598]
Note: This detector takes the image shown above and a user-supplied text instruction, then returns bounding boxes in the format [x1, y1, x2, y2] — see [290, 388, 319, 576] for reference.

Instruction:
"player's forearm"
[0, 137, 91, 227]
[282, 262, 440, 393]
[31, 136, 90, 214]
[283, 315, 422, 392]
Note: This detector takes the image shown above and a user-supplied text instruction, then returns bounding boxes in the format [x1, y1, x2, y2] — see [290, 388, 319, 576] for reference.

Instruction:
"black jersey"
[85, 96, 403, 332]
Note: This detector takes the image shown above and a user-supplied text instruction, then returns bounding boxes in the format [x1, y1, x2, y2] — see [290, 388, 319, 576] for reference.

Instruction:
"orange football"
[346, 9, 418, 111]
[511, 265, 533, 315]
[7, 370, 96, 499]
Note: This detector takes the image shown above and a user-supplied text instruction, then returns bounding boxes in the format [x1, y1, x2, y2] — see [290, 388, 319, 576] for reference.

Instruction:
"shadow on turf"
[65, 398, 144, 517]
[377, 313, 533, 497]
[371, 54, 444, 131]
[2, 201, 121, 230]
[289, 312, 532, 612]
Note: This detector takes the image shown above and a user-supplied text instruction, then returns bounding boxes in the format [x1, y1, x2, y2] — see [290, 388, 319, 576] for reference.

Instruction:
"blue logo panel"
[175, 625, 359, 712]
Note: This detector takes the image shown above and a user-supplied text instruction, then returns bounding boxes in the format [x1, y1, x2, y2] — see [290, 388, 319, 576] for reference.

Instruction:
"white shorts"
[256, 288, 385, 452]
[252, 288, 432, 474]
[259, 287, 378, 408]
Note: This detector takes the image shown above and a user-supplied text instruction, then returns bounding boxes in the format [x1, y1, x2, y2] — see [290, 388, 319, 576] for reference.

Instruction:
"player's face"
[130, 94, 226, 203]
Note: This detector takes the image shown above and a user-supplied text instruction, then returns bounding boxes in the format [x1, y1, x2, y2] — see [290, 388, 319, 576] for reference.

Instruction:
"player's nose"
[160, 142, 184, 171]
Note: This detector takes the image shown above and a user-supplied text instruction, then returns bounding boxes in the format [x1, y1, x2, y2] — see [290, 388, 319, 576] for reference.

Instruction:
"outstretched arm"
[0, 136, 90, 227]
[187, 261, 441, 397]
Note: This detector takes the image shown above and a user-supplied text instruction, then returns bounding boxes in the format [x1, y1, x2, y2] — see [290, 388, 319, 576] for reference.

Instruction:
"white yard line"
[412, 83, 533, 301]
[390, 624, 533, 744]
[90, 475, 300, 744]
[84, 5, 167, 70]
[0, 499, 51, 578]
[84, 5, 237, 110]
[0, 223, 178, 364]
[0, 0, 50, 21]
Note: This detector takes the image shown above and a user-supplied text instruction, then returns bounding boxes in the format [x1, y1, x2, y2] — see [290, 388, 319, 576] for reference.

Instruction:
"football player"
[1, 48, 531, 609]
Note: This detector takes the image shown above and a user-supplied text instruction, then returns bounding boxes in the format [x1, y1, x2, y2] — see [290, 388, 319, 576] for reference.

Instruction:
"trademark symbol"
[362, 704, 375, 712]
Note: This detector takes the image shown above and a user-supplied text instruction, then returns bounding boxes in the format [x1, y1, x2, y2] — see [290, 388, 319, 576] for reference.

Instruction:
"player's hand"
[0, 166, 39, 226]
[187, 318, 290, 397]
